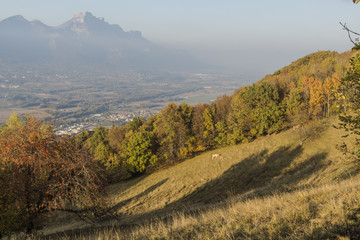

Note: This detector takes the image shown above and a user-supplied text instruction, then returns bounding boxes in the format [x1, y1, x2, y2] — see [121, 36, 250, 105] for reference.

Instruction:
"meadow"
[35, 116, 359, 239]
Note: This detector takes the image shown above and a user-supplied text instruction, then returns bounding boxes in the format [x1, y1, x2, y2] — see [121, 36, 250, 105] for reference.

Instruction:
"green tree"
[338, 54, 360, 162]
[94, 142, 111, 165]
[127, 117, 144, 132]
[212, 95, 232, 147]
[227, 87, 254, 144]
[87, 126, 114, 168]
[88, 126, 108, 155]
[125, 130, 157, 173]
[191, 104, 209, 151]
[214, 121, 229, 146]
[178, 103, 194, 130]
[153, 103, 189, 163]
[285, 80, 309, 125]
[75, 130, 90, 148]
[228, 83, 285, 143]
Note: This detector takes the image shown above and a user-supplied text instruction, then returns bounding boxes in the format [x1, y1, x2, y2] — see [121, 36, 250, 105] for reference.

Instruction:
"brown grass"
[34, 116, 360, 239]
[103, 178, 360, 240]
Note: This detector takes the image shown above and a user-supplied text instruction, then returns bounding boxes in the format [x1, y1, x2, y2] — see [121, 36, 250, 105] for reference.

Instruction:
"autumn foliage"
[74, 51, 360, 179]
[0, 50, 359, 236]
[0, 114, 106, 234]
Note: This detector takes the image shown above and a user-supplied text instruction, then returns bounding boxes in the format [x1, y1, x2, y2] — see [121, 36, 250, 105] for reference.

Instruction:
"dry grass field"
[33, 116, 359, 239]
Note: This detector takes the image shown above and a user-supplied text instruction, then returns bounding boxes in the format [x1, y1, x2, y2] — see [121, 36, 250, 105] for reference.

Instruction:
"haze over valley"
[0, 12, 245, 130]
[1, 0, 359, 130]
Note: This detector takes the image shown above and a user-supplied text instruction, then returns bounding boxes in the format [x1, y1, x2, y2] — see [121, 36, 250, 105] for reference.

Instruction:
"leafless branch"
[340, 22, 360, 47]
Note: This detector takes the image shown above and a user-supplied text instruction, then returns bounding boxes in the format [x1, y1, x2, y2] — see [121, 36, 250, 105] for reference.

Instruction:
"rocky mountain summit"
[0, 12, 197, 71]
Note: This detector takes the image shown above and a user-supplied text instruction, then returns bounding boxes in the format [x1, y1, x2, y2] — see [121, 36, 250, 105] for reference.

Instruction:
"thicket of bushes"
[0, 114, 106, 235]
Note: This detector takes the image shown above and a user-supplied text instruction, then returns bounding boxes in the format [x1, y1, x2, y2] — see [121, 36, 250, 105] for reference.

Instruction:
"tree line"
[1, 50, 359, 235]
[80, 51, 359, 179]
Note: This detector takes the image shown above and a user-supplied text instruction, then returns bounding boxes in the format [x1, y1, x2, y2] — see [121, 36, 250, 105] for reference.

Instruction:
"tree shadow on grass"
[170, 145, 305, 206]
[43, 145, 331, 239]
[106, 174, 147, 198]
[103, 178, 169, 217]
[240, 151, 328, 200]
[41, 178, 169, 239]
[164, 144, 328, 208]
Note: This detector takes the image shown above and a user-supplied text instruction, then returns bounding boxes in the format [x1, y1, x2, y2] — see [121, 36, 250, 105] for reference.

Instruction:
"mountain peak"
[1, 15, 29, 24]
[8, 15, 27, 21]
[56, 12, 124, 36]
[72, 12, 101, 24]
[0, 15, 33, 33]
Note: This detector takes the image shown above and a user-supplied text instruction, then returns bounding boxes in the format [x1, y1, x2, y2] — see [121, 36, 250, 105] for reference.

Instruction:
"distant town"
[54, 110, 156, 135]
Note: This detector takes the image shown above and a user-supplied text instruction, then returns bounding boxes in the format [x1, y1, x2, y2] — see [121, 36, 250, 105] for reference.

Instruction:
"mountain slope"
[39, 116, 360, 238]
[106, 116, 358, 215]
[261, 50, 355, 84]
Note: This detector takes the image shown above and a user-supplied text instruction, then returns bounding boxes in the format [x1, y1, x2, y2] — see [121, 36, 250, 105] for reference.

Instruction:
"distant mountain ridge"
[0, 12, 199, 71]
[0, 12, 144, 40]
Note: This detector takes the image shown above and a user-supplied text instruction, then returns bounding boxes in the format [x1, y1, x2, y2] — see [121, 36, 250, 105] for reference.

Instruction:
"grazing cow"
[212, 153, 221, 159]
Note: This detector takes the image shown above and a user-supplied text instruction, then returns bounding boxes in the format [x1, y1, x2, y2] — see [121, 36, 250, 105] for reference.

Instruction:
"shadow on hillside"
[281, 152, 328, 186]
[239, 151, 329, 200]
[107, 174, 147, 197]
[165, 144, 327, 207]
[171, 145, 302, 205]
[103, 178, 169, 217]
[42, 146, 331, 239]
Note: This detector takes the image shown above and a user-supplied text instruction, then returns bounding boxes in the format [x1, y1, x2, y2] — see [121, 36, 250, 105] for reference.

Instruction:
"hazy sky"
[1, 0, 359, 79]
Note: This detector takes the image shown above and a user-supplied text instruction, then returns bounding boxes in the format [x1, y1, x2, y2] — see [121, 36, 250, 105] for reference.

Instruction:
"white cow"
[212, 153, 222, 159]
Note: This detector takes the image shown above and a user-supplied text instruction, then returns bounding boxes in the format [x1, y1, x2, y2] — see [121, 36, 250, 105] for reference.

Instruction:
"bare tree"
[340, 22, 360, 48]
[339, 0, 360, 48]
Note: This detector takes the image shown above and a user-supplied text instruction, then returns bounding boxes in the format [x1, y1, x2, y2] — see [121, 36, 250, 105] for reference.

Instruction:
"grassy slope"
[42, 116, 360, 239]
[107, 116, 357, 212]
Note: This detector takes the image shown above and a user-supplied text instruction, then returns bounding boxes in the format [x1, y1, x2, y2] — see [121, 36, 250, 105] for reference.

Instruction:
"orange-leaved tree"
[0, 113, 106, 234]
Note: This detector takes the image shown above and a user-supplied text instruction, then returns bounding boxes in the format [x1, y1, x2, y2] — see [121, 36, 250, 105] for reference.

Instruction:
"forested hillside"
[40, 109, 360, 239]
[80, 50, 359, 180]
